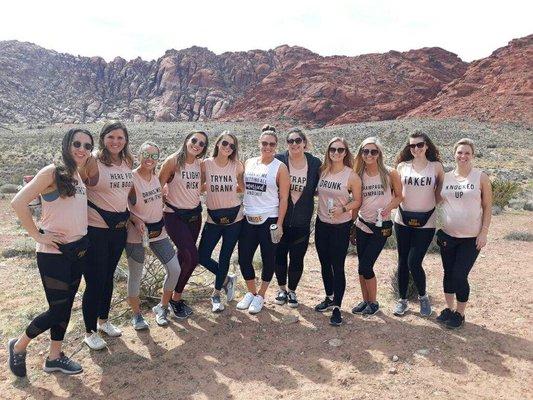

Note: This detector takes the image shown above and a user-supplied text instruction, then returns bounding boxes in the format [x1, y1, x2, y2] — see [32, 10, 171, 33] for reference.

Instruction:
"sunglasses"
[408, 142, 425, 149]
[72, 141, 93, 151]
[221, 140, 236, 151]
[141, 151, 160, 160]
[190, 137, 206, 148]
[362, 148, 379, 156]
[287, 137, 303, 145]
[261, 141, 277, 148]
[329, 147, 346, 154]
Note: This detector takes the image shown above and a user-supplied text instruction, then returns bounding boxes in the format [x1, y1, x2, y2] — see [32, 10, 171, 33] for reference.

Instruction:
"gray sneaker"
[393, 299, 409, 316]
[131, 314, 149, 330]
[223, 274, 237, 302]
[43, 352, 82, 375]
[419, 295, 432, 317]
[152, 304, 169, 326]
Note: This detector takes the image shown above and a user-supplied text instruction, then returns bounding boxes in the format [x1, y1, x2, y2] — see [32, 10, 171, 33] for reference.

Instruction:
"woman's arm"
[476, 172, 493, 250]
[200, 160, 207, 193]
[236, 161, 245, 193]
[276, 163, 290, 230]
[11, 166, 65, 249]
[331, 172, 362, 217]
[434, 162, 445, 204]
[79, 155, 99, 186]
[158, 155, 176, 188]
[382, 169, 403, 218]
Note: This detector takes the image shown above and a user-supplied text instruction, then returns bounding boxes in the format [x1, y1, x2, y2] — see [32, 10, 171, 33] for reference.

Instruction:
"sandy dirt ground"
[0, 197, 531, 400]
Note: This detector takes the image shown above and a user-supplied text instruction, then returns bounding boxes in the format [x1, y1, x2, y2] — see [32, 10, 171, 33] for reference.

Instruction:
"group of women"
[7, 122, 492, 378]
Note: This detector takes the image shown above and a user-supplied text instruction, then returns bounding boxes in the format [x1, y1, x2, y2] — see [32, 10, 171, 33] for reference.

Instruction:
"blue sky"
[1, 0, 531, 62]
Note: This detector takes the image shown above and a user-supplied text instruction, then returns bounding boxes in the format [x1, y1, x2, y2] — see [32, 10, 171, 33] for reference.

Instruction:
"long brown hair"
[212, 131, 239, 161]
[97, 121, 134, 167]
[286, 127, 312, 150]
[56, 128, 93, 197]
[395, 131, 441, 166]
[175, 131, 208, 172]
[354, 137, 390, 190]
[320, 137, 354, 177]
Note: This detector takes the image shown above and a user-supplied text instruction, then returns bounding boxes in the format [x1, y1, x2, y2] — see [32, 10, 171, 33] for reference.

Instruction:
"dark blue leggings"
[238, 218, 278, 282]
[275, 225, 310, 291]
[198, 220, 242, 290]
[355, 227, 387, 279]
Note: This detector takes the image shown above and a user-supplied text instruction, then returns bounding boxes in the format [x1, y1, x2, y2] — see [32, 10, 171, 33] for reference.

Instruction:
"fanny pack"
[88, 201, 129, 229]
[359, 217, 393, 238]
[165, 202, 202, 223]
[145, 218, 165, 239]
[207, 205, 241, 225]
[40, 229, 90, 261]
[398, 206, 435, 228]
[245, 212, 271, 225]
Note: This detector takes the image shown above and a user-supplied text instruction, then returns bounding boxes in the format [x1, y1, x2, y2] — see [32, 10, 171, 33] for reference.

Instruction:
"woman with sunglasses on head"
[197, 132, 244, 312]
[315, 137, 362, 326]
[80, 121, 134, 350]
[236, 125, 290, 314]
[351, 137, 403, 316]
[8, 129, 93, 377]
[435, 138, 492, 329]
[273, 128, 321, 308]
[392, 132, 444, 317]
[126, 142, 181, 329]
[159, 131, 208, 319]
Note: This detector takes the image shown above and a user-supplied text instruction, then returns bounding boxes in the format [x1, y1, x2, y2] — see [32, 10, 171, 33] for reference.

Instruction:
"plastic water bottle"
[142, 228, 149, 248]
[270, 224, 281, 244]
[327, 199, 335, 217]
[376, 208, 383, 227]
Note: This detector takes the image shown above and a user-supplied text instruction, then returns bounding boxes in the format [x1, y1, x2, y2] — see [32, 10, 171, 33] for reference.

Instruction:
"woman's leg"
[126, 242, 145, 315]
[407, 228, 435, 297]
[287, 226, 311, 292]
[258, 218, 278, 297]
[329, 222, 351, 307]
[238, 220, 260, 294]
[215, 221, 242, 292]
[150, 238, 181, 306]
[274, 229, 291, 290]
[198, 223, 224, 277]
[315, 219, 334, 298]
[356, 227, 372, 301]
[453, 238, 480, 315]
[439, 235, 458, 310]
[394, 223, 412, 299]
[357, 229, 387, 303]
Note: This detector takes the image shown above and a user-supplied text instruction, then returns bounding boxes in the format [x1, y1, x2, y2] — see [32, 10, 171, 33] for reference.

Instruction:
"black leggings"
[394, 223, 435, 298]
[82, 226, 126, 333]
[26, 252, 84, 341]
[238, 218, 278, 282]
[275, 225, 310, 291]
[437, 231, 479, 303]
[315, 218, 351, 307]
[356, 227, 387, 279]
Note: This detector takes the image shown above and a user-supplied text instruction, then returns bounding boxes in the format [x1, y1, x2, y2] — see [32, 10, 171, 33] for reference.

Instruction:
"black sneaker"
[315, 296, 335, 312]
[43, 352, 83, 375]
[8, 338, 27, 378]
[362, 302, 380, 316]
[287, 291, 299, 308]
[274, 289, 288, 305]
[169, 299, 189, 319]
[181, 300, 194, 316]
[436, 308, 454, 324]
[351, 301, 368, 314]
[445, 311, 465, 329]
[329, 307, 343, 326]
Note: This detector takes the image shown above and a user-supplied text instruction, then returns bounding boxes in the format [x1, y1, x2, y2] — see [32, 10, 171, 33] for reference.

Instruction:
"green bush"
[504, 231, 533, 242]
[390, 268, 418, 300]
[491, 179, 521, 208]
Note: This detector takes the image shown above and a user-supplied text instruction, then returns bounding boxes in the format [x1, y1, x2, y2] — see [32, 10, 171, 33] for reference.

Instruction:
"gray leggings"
[126, 238, 181, 298]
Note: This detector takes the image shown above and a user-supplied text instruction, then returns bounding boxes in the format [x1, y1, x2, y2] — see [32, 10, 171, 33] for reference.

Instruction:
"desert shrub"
[504, 231, 533, 242]
[2, 238, 35, 258]
[0, 184, 19, 193]
[390, 268, 418, 300]
[491, 179, 521, 208]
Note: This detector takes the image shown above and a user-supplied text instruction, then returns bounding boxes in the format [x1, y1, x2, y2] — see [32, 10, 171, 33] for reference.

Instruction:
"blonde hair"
[138, 141, 160, 175]
[354, 137, 390, 190]
[320, 137, 354, 177]
[454, 138, 475, 154]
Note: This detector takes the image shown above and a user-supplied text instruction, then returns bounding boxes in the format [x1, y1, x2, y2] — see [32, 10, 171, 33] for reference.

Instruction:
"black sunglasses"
[329, 147, 346, 154]
[261, 141, 277, 148]
[221, 140, 236, 151]
[72, 141, 93, 151]
[287, 137, 303, 145]
[191, 137, 206, 148]
[362, 148, 379, 156]
[408, 142, 425, 149]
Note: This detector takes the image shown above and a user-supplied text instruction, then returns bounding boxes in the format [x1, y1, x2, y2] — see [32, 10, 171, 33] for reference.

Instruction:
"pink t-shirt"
[317, 166, 352, 224]
[87, 160, 133, 228]
[356, 171, 393, 234]
[441, 168, 483, 238]
[394, 161, 438, 229]
[289, 158, 308, 205]
[127, 170, 168, 243]
[164, 158, 201, 212]
[38, 167, 87, 254]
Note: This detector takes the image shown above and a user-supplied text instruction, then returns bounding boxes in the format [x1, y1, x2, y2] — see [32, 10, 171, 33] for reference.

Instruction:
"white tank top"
[243, 157, 282, 219]
[356, 171, 393, 234]
[394, 161, 438, 228]
[441, 168, 483, 238]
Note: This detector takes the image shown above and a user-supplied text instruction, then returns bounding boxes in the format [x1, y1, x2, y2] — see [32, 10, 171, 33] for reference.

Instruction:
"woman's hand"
[34, 231, 66, 250]
[330, 204, 344, 218]
[130, 215, 145, 235]
[380, 207, 392, 219]
[476, 232, 488, 250]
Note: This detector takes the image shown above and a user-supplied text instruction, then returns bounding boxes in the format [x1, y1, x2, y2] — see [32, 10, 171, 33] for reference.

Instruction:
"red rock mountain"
[405, 35, 533, 124]
[0, 36, 530, 126]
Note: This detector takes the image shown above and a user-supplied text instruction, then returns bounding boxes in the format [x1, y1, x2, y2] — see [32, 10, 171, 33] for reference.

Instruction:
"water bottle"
[327, 199, 335, 217]
[376, 208, 383, 227]
[270, 224, 281, 244]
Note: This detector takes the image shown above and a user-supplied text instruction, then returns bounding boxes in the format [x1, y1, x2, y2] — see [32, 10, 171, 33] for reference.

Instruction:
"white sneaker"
[83, 332, 107, 350]
[152, 304, 169, 326]
[211, 295, 225, 313]
[236, 292, 255, 310]
[224, 274, 237, 302]
[98, 321, 122, 337]
[248, 295, 265, 314]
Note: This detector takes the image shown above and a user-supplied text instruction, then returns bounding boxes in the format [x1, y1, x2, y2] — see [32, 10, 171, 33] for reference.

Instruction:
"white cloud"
[0, 0, 530, 61]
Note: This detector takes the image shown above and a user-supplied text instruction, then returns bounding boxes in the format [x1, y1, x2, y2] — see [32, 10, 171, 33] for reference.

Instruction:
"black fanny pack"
[145, 218, 165, 239]
[207, 205, 241, 225]
[88, 201, 129, 229]
[398, 206, 435, 228]
[165, 202, 202, 223]
[40, 229, 90, 261]
[359, 217, 393, 238]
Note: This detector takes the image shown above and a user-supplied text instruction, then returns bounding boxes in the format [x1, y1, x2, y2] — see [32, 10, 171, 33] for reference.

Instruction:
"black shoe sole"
[274, 300, 287, 305]
[329, 320, 343, 326]
[315, 305, 335, 313]
[43, 366, 83, 375]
